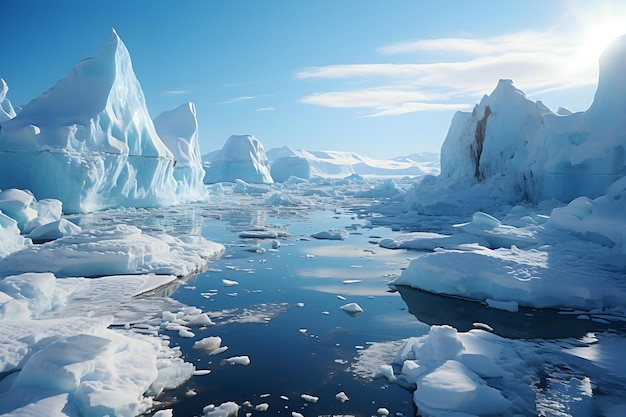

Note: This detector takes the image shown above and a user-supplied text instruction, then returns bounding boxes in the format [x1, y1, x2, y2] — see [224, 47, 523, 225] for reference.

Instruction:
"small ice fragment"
[222, 356, 251, 366]
[210, 346, 229, 356]
[189, 313, 214, 327]
[292, 413, 304, 417]
[377, 408, 390, 416]
[185, 389, 197, 396]
[305, 254, 315, 259]
[337, 295, 346, 300]
[343, 279, 362, 284]
[193, 369, 212, 376]
[321, 311, 330, 315]
[255, 403, 269, 412]
[193, 336, 222, 352]
[222, 279, 239, 287]
[179, 328, 195, 338]
[336, 391, 349, 403]
[299, 328, 307, 334]
[271, 240, 281, 249]
[280, 395, 289, 401]
[301, 394, 319, 403]
[340, 302, 363, 316]
[227, 292, 238, 297]
[473, 322, 494, 331]
[334, 359, 348, 365]
[224, 265, 237, 270]
[296, 302, 305, 307]
[260, 393, 270, 398]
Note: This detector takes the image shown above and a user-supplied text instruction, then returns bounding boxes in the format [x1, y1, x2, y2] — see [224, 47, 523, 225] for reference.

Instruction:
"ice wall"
[413, 34, 626, 213]
[0, 30, 179, 213]
[153, 102, 208, 201]
[204, 135, 274, 184]
[0, 79, 16, 122]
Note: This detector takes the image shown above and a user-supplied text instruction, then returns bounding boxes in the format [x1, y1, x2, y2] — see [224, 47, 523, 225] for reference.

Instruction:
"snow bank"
[0, 224, 225, 278]
[0, 30, 205, 213]
[153, 102, 208, 201]
[204, 135, 273, 184]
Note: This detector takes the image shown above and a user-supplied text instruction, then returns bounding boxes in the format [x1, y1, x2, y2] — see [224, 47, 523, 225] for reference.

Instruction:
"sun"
[580, 23, 625, 61]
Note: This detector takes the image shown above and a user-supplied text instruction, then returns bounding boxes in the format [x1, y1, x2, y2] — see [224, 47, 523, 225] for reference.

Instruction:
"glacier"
[0, 30, 204, 214]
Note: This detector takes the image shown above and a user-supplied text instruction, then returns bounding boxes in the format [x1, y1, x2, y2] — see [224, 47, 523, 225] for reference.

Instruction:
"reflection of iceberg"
[0, 30, 204, 213]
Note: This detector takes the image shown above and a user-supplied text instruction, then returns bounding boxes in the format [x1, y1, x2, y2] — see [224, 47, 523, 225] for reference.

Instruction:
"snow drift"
[0, 30, 204, 213]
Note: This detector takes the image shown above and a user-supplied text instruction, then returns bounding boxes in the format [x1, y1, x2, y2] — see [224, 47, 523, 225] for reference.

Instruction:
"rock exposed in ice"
[311, 229, 348, 240]
[204, 135, 273, 184]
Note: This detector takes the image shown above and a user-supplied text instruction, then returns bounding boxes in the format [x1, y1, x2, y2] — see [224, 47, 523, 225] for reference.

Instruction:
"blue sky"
[2, 1, 626, 158]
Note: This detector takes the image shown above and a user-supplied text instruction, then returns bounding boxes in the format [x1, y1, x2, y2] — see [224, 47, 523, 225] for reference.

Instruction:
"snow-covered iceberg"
[410, 34, 626, 214]
[0, 78, 16, 122]
[0, 30, 204, 213]
[203, 135, 273, 184]
[153, 102, 207, 201]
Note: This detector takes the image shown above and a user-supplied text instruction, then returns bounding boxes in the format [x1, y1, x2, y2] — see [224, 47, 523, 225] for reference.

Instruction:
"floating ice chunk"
[202, 401, 240, 417]
[311, 229, 349, 240]
[376, 364, 397, 382]
[343, 279, 362, 284]
[193, 369, 212, 376]
[301, 393, 319, 403]
[271, 240, 281, 249]
[485, 298, 519, 312]
[26, 218, 81, 243]
[186, 389, 197, 396]
[291, 412, 304, 417]
[299, 328, 307, 334]
[0, 212, 30, 258]
[179, 328, 195, 338]
[193, 336, 223, 352]
[222, 279, 239, 287]
[255, 403, 269, 411]
[415, 360, 510, 415]
[188, 313, 214, 327]
[340, 302, 363, 316]
[337, 295, 346, 300]
[377, 408, 390, 416]
[154, 410, 174, 417]
[335, 391, 349, 402]
[296, 302, 305, 307]
[222, 356, 250, 366]
[210, 346, 229, 356]
[379, 232, 489, 251]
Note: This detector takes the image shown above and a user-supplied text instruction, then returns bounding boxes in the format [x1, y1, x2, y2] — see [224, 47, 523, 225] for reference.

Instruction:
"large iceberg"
[203, 134, 274, 184]
[0, 30, 204, 213]
[411, 34, 626, 214]
[0, 78, 16, 122]
[153, 102, 207, 201]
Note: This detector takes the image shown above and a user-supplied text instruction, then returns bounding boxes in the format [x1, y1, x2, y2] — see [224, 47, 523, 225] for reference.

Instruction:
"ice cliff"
[0, 30, 203, 213]
[412, 34, 626, 214]
[153, 102, 207, 201]
[0, 79, 16, 122]
[203, 134, 274, 184]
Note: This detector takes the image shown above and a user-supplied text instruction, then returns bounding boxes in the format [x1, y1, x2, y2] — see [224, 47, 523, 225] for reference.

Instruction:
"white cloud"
[219, 96, 255, 104]
[256, 107, 276, 111]
[295, 30, 600, 117]
[163, 89, 190, 96]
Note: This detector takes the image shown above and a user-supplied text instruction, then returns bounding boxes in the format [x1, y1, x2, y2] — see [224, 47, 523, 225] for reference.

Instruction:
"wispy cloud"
[219, 96, 256, 104]
[296, 30, 598, 117]
[256, 107, 276, 111]
[163, 89, 190, 96]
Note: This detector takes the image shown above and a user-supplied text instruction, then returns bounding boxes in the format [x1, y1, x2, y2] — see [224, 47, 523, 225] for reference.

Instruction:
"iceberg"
[203, 135, 273, 184]
[153, 102, 208, 201]
[410, 35, 626, 215]
[0, 78, 17, 122]
[0, 30, 205, 213]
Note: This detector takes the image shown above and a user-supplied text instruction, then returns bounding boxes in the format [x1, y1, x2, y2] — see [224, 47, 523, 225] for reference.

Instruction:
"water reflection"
[395, 284, 617, 340]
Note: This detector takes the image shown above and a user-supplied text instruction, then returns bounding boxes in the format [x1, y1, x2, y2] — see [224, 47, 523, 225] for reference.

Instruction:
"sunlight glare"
[580, 23, 625, 61]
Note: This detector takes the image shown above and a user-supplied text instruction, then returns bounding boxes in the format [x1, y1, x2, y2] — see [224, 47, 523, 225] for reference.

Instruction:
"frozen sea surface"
[2, 178, 626, 416]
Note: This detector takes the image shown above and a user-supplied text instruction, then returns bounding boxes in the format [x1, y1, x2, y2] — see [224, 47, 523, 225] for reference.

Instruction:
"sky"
[2, 0, 626, 158]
